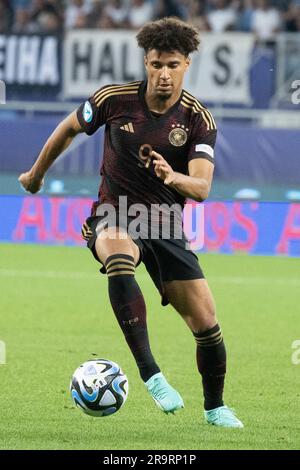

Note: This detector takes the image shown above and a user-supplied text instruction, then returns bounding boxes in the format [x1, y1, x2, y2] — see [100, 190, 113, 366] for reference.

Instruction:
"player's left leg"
[84, 218, 183, 414]
[164, 278, 243, 428]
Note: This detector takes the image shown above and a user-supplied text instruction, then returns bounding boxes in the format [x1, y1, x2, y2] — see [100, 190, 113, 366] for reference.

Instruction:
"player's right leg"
[94, 227, 183, 413]
[95, 226, 160, 382]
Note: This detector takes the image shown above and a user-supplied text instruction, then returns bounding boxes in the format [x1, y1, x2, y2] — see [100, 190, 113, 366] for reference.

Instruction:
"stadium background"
[0, 0, 300, 450]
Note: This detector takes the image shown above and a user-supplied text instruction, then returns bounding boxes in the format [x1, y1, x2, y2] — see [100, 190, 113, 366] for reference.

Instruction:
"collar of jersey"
[139, 80, 184, 121]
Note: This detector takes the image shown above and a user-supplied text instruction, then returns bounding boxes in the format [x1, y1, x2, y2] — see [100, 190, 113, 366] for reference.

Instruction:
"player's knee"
[201, 291, 217, 323]
[207, 300, 216, 318]
[95, 231, 138, 265]
[105, 253, 136, 278]
[188, 303, 217, 333]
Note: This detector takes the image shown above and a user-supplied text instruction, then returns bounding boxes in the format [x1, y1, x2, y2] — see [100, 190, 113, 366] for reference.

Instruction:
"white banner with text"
[64, 31, 254, 104]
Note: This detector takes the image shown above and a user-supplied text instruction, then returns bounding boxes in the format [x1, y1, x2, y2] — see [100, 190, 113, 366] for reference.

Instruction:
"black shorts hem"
[83, 215, 204, 307]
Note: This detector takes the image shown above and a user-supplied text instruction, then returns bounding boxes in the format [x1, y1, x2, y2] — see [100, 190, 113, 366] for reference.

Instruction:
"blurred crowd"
[1, 0, 300, 40]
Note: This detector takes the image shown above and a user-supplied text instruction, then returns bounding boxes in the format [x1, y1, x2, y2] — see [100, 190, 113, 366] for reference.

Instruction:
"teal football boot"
[204, 406, 244, 428]
[145, 372, 184, 414]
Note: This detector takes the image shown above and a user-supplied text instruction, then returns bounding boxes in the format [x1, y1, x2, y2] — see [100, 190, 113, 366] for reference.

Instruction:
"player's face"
[144, 50, 190, 100]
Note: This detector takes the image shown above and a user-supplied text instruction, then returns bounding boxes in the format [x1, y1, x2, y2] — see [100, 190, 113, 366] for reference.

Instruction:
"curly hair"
[136, 17, 200, 57]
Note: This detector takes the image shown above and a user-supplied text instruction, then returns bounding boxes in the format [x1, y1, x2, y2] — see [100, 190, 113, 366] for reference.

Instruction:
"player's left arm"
[152, 151, 214, 202]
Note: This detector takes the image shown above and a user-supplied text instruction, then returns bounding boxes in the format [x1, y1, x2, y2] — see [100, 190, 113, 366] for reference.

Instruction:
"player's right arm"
[19, 85, 111, 194]
[18, 111, 83, 194]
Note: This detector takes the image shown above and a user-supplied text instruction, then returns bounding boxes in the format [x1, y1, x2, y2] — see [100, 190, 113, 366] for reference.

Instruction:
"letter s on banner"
[184, 33, 254, 104]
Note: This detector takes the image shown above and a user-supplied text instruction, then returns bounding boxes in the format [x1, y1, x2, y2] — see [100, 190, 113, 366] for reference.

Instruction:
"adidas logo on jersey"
[120, 122, 134, 133]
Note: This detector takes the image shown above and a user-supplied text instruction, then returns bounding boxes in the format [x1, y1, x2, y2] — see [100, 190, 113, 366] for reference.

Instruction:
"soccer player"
[19, 18, 243, 428]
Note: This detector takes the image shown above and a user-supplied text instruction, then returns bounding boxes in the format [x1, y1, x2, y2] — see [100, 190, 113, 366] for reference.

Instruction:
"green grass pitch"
[0, 243, 299, 450]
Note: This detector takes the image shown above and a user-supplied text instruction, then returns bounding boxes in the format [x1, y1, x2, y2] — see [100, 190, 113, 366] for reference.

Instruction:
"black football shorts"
[82, 214, 204, 306]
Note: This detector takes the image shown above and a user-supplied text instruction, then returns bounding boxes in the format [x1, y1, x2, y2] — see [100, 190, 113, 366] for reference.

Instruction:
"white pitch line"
[0, 269, 299, 286]
[0, 269, 94, 280]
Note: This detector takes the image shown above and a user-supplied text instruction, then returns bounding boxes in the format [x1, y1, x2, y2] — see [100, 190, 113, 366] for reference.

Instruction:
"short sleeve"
[76, 86, 111, 136]
[187, 114, 217, 165]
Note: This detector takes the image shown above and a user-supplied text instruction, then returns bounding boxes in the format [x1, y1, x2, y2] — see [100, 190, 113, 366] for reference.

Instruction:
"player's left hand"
[151, 150, 177, 186]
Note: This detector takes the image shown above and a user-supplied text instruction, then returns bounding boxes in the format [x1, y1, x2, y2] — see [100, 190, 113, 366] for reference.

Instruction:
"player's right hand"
[18, 171, 44, 194]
